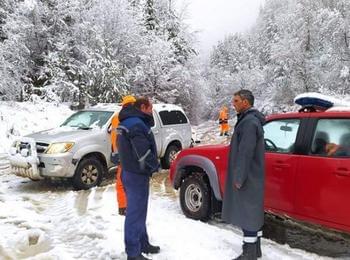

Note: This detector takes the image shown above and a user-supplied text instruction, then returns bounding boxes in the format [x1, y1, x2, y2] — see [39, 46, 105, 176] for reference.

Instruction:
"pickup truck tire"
[180, 174, 210, 221]
[161, 144, 180, 169]
[72, 158, 103, 190]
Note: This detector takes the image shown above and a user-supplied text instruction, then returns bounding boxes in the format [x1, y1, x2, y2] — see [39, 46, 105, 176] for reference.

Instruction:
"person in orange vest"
[111, 95, 136, 215]
[219, 105, 229, 136]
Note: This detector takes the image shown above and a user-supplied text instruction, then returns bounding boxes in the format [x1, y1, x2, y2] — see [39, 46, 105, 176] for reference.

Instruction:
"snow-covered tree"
[0, 0, 202, 121]
[205, 0, 350, 116]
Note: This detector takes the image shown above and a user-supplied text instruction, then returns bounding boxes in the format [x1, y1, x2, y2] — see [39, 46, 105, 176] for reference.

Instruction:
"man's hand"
[234, 182, 242, 189]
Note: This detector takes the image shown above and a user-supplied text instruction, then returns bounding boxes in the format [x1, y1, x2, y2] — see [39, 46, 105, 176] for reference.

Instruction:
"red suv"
[170, 107, 350, 234]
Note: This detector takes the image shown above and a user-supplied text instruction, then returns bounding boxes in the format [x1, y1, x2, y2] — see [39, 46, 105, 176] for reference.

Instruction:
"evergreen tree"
[205, 0, 350, 116]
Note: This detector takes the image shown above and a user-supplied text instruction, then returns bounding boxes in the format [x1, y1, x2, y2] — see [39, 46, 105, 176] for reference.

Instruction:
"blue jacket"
[117, 106, 159, 176]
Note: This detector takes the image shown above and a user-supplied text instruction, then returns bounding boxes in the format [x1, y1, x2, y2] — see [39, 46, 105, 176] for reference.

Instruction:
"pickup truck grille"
[19, 142, 49, 154]
[19, 142, 30, 150]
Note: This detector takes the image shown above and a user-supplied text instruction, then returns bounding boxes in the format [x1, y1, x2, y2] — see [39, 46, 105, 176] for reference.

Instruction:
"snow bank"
[0, 101, 73, 153]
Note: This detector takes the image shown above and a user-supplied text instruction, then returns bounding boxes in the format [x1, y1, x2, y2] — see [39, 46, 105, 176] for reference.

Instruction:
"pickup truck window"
[264, 119, 300, 153]
[159, 110, 188, 125]
[61, 111, 114, 128]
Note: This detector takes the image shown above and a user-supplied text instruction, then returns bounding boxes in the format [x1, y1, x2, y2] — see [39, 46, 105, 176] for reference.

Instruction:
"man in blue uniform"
[117, 97, 160, 260]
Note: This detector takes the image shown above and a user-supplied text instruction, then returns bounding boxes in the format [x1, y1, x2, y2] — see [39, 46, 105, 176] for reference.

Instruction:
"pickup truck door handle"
[273, 161, 290, 169]
[153, 130, 159, 134]
[334, 168, 350, 177]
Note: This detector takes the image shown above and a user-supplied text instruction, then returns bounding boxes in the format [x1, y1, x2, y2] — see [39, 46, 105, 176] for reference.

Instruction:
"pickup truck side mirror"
[190, 139, 201, 147]
[107, 123, 112, 134]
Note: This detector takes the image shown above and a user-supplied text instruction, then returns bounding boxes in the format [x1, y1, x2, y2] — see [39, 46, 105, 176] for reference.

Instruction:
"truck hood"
[25, 126, 102, 143]
[180, 144, 228, 156]
[189, 144, 227, 151]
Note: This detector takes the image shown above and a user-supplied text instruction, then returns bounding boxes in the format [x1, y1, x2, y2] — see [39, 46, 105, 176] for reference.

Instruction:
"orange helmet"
[121, 95, 136, 106]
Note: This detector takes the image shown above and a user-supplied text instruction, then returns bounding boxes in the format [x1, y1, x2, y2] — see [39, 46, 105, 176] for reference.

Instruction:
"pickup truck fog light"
[45, 142, 74, 154]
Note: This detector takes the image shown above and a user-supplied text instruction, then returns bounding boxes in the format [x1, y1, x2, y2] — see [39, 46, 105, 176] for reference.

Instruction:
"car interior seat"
[340, 132, 350, 147]
[335, 132, 350, 156]
[312, 131, 330, 154]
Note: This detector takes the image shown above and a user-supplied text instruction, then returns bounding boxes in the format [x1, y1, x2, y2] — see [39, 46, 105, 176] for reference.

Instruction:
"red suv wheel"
[180, 174, 210, 221]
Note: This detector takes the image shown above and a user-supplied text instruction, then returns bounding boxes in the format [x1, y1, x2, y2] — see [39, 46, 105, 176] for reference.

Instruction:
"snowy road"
[0, 162, 335, 260]
[0, 102, 344, 259]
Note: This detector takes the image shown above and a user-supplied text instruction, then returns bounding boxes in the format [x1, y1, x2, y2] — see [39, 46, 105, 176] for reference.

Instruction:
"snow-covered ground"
[0, 101, 338, 259]
[0, 101, 73, 153]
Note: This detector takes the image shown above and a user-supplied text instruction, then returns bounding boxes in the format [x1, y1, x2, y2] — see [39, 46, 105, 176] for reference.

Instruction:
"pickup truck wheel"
[72, 158, 103, 190]
[180, 174, 210, 221]
[161, 145, 180, 169]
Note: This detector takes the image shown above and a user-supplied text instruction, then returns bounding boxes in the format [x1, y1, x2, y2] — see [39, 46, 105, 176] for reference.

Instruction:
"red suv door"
[295, 117, 350, 231]
[263, 118, 302, 214]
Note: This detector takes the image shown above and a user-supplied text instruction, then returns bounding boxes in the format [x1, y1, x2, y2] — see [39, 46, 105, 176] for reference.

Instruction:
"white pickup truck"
[9, 104, 192, 189]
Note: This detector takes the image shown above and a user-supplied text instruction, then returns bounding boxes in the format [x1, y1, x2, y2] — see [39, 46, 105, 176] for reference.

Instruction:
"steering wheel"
[265, 138, 278, 151]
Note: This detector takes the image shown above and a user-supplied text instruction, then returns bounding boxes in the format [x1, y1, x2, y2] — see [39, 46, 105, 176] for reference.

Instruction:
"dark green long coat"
[222, 108, 265, 231]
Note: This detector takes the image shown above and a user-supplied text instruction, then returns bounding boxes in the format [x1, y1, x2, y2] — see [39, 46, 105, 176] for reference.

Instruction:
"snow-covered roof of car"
[85, 103, 122, 112]
[83, 103, 185, 113]
[294, 92, 350, 113]
[326, 106, 350, 112]
[153, 103, 185, 112]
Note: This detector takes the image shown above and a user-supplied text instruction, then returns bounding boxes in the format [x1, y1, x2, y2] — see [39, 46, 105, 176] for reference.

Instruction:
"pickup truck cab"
[9, 103, 191, 189]
[170, 106, 350, 234]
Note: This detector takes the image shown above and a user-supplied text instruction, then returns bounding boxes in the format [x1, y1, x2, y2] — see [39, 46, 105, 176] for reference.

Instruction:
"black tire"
[161, 144, 181, 169]
[180, 174, 211, 221]
[72, 158, 104, 190]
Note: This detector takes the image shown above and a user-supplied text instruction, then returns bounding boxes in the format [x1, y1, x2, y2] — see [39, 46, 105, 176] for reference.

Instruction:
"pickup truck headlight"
[45, 142, 74, 154]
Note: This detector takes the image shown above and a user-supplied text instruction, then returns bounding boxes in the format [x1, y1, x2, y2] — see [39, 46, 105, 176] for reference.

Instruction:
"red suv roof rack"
[298, 105, 325, 113]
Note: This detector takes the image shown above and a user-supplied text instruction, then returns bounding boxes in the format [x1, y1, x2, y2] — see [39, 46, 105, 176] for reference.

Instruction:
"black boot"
[142, 243, 160, 254]
[127, 254, 151, 260]
[233, 242, 257, 260]
[257, 237, 262, 258]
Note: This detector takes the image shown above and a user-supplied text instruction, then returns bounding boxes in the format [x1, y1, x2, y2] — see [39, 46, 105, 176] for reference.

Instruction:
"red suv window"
[310, 119, 350, 157]
[263, 119, 301, 153]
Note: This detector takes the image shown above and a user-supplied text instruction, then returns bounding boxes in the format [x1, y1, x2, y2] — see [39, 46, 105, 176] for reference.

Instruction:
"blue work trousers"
[121, 170, 150, 257]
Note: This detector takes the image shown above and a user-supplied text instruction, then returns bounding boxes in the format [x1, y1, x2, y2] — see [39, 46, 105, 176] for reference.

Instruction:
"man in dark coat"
[222, 89, 265, 260]
[117, 97, 160, 260]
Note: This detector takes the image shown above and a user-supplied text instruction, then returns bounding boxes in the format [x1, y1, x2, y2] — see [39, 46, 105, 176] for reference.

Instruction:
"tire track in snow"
[0, 176, 57, 259]
[40, 186, 121, 259]
[0, 171, 113, 259]
[42, 191, 100, 258]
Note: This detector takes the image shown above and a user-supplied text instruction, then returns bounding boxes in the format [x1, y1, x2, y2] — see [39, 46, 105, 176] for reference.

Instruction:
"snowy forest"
[1, 0, 350, 122]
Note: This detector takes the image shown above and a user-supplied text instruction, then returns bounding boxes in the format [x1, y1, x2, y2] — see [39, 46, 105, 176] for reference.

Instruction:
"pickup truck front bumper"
[9, 138, 41, 180]
[9, 138, 76, 180]
[37, 153, 76, 178]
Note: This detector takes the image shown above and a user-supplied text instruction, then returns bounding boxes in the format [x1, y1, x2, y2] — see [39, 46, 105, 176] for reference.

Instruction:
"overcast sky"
[176, 0, 265, 57]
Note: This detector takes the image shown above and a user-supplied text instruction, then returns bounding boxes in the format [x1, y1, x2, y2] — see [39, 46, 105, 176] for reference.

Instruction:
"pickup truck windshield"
[61, 111, 114, 129]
